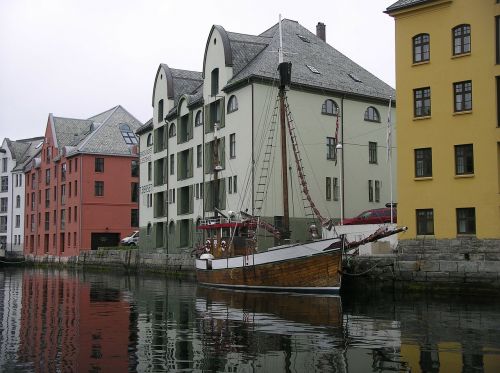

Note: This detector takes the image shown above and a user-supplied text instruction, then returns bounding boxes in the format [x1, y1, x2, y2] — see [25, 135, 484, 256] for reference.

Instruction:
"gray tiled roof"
[136, 118, 153, 136]
[76, 106, 142, 156]
[169, 67, 203, 106]
[9, 137, 45, 171]
[53, 117, 94, 148]
[227, 32, 271, 76]
[225, 19, 394, 101]
[386, 0, 436, 12]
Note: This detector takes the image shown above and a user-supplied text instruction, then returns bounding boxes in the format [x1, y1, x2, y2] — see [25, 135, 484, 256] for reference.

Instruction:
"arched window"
[364, 107, 381, 122]
[168, 123, 176, 138]
[452, 24, 471, 55]
[195, 110, 203, 127]
[413, 33, 430, 63]
[227, 95, 238, 113]
[146, 133, 153, 147]
[321, 99, 338, 116]
[211, 68, 219, 96]
[147, 222, 152, 236]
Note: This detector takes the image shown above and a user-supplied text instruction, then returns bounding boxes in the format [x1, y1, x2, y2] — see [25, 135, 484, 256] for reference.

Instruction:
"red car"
[342, 207, 397, 225]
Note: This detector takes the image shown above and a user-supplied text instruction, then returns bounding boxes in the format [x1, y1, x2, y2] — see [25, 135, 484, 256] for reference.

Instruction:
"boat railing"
[199, 217, 239, 226]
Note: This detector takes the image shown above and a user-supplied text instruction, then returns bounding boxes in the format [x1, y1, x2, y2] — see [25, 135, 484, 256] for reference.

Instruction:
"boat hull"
[196, 240, 342, 293]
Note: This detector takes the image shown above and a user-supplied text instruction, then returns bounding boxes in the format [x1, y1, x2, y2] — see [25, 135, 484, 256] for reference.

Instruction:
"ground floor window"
[416, 209, 434, 235]
[457, 207, 475, 235]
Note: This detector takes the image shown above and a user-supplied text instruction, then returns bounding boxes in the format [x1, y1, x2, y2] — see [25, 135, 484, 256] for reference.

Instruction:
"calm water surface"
[0, 268, 499, 372]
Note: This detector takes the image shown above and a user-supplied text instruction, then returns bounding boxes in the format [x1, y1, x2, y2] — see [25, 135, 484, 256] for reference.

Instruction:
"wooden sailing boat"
[194, 17, 406, 293]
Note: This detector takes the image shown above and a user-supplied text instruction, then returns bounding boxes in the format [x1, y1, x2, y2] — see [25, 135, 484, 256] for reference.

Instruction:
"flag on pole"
[386, 96, 392, 163]
[334, 107, 340, 165]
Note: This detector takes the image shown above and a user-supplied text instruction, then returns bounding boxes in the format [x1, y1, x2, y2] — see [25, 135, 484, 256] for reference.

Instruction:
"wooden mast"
[278, 15, 290, 240]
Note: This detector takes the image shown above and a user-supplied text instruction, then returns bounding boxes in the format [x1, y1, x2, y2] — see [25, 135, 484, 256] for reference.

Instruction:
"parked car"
[342, 207, 397, 225]
[121, 231, 139, 246]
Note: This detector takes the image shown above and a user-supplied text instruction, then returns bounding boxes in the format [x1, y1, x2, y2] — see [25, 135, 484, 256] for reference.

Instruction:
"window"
[170, 154, 174, 175]
[15, 215, 20, 228]
[147, 223, 152, 236]
[457, 207, 475, 234]
[158, 99, 164, 123]
[1, 158, 7, 172]
[375, 180, 380, 202]
[306, 64, 320, 74]
[326, 137, 336, 161]
[168, 123, 176, 138]
[60, 184, 66, 205]
[364, 107, 380, 122]
[227, 95, 238, 113]
[455, 144, 474, 175]
[0, 197, 7, 212]
[414, 87, 431, 117]
[321, 99, 338, 115]
[368, 180, 373, 202]
[211, 68, 219, 96]
[16, 195, 20, 208]
[147, 133, 153, 147]
[74, 158, 77, 172]
[69, 160, 72, 173]
[148, 162, 152, 181]
[74, 206, 77, 222]
[453, 81, 472, 112]
[230, 133, 236, 159]
[413, 33, 430, 63]
[197, 145, 202, 168]
[452, 24, 471, 55]
[1, 176, 8, 192]
[333, 177, 339, 201]
[233, 175, 237, 194]
[69, 182, 71, 197]
[74, 181, 77, 196]
[120, 123, 138, 145]
[95, 181, 104, 196]
[131, 160, 139, 177]
[496, 16, 500, 64]
[45, 169, 50, 185]
[45, 189, 50, 208]
[416, 209, 434, 235]
[131, 183, 139, 202]
[415, 148, 432, 177]
[497, 76, 500, 127]
[326, 177, 331, 201]
[228, 176, 232, 194]
[369, 142, 378, 164]
[195, 111, 203, 127]
[95, 158, 104, 172]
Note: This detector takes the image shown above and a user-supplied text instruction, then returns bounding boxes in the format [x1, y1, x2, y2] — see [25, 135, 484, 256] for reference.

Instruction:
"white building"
[138, 20, 396, 252]
[0, 137, 44, 254]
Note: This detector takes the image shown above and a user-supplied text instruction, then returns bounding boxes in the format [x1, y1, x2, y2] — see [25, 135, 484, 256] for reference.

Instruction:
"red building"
[24, 106, 141, 257]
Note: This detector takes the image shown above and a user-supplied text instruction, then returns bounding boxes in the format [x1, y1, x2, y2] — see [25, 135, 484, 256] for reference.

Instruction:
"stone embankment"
[23, 237, 500, 293]
[344, 237, 500, 293]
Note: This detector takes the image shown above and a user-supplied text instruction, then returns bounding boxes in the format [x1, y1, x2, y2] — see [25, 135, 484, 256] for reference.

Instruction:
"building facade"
[139, 20, 397, 251]
[24, 106, 142, 257]
[386, 0, 500, 239]
[0, 137, 44, 253]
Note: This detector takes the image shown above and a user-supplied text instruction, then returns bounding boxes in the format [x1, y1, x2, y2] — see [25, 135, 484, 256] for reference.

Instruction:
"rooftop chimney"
[316, 22, 326, 42]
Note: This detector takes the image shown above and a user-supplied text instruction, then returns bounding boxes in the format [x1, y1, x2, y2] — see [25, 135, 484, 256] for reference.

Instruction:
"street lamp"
[336, 142, 343, 225]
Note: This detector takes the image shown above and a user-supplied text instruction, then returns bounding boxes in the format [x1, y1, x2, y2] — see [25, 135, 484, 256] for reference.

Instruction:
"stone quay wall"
[343, 238, 500, 293]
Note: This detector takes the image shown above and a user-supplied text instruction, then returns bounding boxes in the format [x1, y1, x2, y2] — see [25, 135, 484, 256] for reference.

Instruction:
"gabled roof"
[224, 19, 394, 101]
[385, 0, 437, 13]
[151, 64, 203, 108]
[8, 137, 45, 172]
[49, 105, 142, 158]
[136, 118, 153, 136]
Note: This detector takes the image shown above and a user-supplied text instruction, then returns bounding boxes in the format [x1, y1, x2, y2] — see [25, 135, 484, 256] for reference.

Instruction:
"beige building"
[138, 19, 396, 252]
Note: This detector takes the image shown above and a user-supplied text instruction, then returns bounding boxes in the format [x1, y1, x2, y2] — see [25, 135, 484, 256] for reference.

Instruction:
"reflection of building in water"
[17, 270, 135, 372]
[0, 270, 23, 371]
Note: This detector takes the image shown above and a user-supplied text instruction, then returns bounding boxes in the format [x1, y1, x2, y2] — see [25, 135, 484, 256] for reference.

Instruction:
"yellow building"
[386, 0, 500, 239]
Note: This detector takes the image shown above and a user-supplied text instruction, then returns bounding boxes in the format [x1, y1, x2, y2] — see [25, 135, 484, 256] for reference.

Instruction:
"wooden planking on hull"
[196, 249, 342, 290]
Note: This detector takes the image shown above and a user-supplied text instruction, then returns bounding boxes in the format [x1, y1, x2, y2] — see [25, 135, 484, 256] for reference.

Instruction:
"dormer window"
[119, 124, 138, 145]
[364, 107, 381, 122]
[211, 68, 219, 96]
[195, 111, 203, 127]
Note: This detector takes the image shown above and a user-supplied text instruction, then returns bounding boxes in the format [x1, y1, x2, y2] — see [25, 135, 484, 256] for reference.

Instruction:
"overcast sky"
[0, 0, 396, 140]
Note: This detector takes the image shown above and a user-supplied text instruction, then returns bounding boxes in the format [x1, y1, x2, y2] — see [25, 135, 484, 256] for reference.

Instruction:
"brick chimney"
[316, 22, 326, 42]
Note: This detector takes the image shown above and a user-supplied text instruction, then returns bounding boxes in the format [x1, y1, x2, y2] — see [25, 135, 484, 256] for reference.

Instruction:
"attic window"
[348, 73, 362, 83]
[120, 123, 138, 145]
[306, 64, 320, 74]
[35, 142, 43, 149]
[297, 34, 311, 43]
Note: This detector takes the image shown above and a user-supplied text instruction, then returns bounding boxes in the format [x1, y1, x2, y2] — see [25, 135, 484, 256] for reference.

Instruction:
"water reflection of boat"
[196, 286, 343, 333]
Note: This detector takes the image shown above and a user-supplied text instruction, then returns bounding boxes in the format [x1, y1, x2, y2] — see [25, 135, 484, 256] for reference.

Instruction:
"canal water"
[0, 268, 499, 373]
